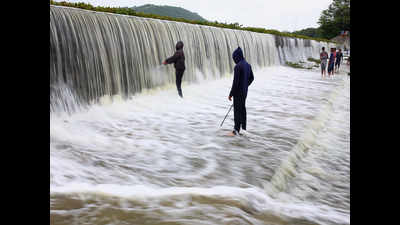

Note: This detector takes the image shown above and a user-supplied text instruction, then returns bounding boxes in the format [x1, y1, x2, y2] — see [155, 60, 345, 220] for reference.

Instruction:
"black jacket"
[229, 47, 254, 98]
[165, 41, 185, 70]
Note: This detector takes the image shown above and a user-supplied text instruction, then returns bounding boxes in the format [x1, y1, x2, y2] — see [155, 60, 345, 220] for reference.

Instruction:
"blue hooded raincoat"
[229, 47, 254, 98]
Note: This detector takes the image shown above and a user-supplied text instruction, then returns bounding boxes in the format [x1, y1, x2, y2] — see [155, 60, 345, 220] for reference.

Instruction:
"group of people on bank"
[319, 47, 348, 77]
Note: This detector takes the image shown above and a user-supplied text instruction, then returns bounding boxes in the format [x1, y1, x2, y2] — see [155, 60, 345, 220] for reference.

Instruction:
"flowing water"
[50, 6, 349, 225]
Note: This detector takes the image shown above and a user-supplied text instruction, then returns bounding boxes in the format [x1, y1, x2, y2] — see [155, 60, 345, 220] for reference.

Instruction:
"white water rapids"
[50, 65, 349, 225]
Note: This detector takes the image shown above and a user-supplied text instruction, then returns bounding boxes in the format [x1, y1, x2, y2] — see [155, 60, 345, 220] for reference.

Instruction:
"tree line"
[292, 0, 350, 40]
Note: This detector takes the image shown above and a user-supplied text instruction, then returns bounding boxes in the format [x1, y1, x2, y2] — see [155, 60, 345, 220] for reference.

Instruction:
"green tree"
[292, 27, 323, 38]
[318, 0, 350, 39]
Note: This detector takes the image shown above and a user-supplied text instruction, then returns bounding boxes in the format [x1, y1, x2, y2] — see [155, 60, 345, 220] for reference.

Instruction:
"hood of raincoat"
[232, 47, 244, 64]
[176, 41, 184, 50]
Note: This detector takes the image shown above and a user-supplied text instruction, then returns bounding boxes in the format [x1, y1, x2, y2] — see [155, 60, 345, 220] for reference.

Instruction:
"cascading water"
[50, 5, 348, 225]
[50, 6, 332, 113]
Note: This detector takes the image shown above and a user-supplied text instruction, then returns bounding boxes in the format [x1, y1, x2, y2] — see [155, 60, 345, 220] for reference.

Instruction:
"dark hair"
[322, 47, 325, 50]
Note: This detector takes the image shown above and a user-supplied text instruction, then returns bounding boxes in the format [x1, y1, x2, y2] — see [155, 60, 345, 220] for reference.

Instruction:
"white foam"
[50, 66, 350, 224]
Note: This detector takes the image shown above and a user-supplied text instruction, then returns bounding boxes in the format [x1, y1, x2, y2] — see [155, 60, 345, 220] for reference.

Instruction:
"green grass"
[286, 61, 314, 70]
[307, 57, 321, 64]
[286, 62, 304, 69]
[50, 1, 335, 43]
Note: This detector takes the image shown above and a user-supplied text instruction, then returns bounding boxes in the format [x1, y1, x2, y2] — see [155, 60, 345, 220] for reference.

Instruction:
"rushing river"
[50, 65, 349, 225]
[50, 5, 349, 225]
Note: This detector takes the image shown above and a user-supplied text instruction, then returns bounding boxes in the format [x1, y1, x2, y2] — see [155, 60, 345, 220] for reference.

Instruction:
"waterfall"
[50, 6, 332, 113]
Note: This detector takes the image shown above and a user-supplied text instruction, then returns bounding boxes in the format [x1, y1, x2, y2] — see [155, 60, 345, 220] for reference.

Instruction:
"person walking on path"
[228, 47, 254, 136]
[320, 47, 329, 77]
[335, 49, 343, 73]
[163, 41, 185, 98]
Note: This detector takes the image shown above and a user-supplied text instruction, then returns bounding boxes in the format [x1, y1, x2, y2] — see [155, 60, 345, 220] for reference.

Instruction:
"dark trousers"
[335, 60, 341, 68]
[176, 69, 185, 97]
[233, 95, 247, 132]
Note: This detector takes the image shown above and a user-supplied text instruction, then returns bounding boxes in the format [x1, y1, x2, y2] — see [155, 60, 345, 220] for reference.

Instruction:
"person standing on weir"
[320, 47, 328, 77]
[335, 49, 343, 73]
[228, 47, 254, 136]
[163, 41, 185, 98]
[327, 48, 336, 76]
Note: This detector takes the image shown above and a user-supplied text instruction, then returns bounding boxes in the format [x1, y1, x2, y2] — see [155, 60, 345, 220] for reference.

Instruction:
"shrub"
[307, 57, 321, 64]
[286, 62, 304, 69]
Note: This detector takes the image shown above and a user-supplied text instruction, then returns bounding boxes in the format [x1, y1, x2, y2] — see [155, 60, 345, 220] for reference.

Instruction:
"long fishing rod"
[220, 104, 233, 127]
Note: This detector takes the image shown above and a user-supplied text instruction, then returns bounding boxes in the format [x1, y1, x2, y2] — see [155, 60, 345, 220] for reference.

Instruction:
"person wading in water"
[320, 47, 328, 77]
[228, 47, 254, 136]
[163, 41, 185, 98]
[327, 48, 336, 76]
[335, 48, 343, 73]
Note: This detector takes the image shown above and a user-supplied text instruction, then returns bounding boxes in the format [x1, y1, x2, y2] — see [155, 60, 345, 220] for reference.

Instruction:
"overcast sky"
[62, 0, 333, 32]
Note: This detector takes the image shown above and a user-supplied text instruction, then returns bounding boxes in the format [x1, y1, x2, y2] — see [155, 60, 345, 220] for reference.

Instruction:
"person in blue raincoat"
[228, 47, 254, 136]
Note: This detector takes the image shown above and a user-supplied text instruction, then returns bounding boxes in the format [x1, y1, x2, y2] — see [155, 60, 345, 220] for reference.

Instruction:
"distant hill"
[131, 4, 207, 22]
